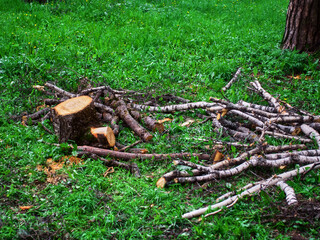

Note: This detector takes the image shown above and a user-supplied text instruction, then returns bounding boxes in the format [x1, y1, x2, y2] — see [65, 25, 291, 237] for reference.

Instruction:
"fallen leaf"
[21, 116, 28, 126]
[66, 156, 83, 165]
[156, 177, 166, 188]
[179, 119, 195, 127]
[279, 166, 286, 170]
[46, 158, 64, 172]
[33, 85, 45, 91]
[47, 174, 68, 185]
[140, 149, 148, 154]
[157, 118, 173, 124]
[213, 150, 224, 162]
[19, 206, 33, 211]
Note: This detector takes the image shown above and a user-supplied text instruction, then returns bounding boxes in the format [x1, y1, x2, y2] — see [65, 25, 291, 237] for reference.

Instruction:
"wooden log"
[113, 100, 153, 142]
[90, 127, 116, 147]
[102, 113, 120, 136]
[52, 96, 99, 143]
[77, 145, 211, 161]
[130, 110, 165, 133]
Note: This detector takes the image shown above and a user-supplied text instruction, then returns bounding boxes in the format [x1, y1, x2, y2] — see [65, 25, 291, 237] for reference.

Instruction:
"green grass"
[1, 0, 320, 239]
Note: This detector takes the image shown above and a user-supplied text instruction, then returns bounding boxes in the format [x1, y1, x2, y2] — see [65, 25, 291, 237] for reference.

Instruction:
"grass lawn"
[1, 0, 320, 239]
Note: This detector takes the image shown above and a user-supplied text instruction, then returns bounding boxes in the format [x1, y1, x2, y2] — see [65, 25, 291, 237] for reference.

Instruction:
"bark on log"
[115, 142, 148, 154]
[182, 162, 320, 218]
[211, 144, 307, 170]
[237, 100, 277, 113]
[132, 102, 217, 113]
[94, 102, 114, 114]
[300, 124, 320, 148]
[265, 149, 320, 160]
[250, 81, 284, 113]
[156, 169, 204, 188]
[114, 100, 153, 142]
[276, 181, 298, 206]
[130, 110, 165, 133]
[45, 82, 76, 98]
[77, 145, 211, 161]
[102, 113, 120, 135]
[52, 96, 99, 143]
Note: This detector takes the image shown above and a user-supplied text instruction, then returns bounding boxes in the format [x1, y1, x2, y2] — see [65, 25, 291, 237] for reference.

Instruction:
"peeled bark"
[282, 0, 320, 52]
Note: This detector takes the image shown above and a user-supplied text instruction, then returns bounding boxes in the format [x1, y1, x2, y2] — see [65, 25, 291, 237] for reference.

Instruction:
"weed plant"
[0, 0, 319, 239]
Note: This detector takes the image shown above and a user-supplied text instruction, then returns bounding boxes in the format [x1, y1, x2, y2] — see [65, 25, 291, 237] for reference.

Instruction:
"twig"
[182, 162, 320, 218]
[222, 67, 242, 92]
[119, 140, 143, 152]
[45, 82, 76, 98]
[77, 145, 211, 161]
[132, 102, 217, 112]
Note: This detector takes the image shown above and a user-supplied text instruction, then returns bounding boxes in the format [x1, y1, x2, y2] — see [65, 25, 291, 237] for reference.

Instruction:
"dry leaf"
[288, 75, 312, 80]
[46, 158, 64, 172]
[179, 119, 195, 127]
[36, 165, 43, 171]
[47, 174, 68, 185]
[157, 118, 173, 124]
[66, 156, 83, 165]
[33, 85, 45, 91]
[156, 177, 166, 188]
[217, 113, 221, 120]
[279, 166, 286, 170]
[213, 150, 224, 162]
[19, 206, 33, 211]
[140, 149, 148, 154]
[21, 116, 28, 126]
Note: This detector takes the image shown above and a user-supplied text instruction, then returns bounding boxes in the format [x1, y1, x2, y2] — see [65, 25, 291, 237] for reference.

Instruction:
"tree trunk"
[282, 0, 320, 52]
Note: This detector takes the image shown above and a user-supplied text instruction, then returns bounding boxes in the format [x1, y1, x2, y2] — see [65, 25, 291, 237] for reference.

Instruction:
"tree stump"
[52, 96, 99, 143]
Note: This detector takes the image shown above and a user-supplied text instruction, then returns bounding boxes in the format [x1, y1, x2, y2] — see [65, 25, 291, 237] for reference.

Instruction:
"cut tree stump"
[90, 127, 116, 147]
[52, 96, 99, 143]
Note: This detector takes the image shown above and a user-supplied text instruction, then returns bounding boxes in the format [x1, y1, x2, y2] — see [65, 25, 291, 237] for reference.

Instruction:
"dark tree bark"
[282, 0, 320, 52]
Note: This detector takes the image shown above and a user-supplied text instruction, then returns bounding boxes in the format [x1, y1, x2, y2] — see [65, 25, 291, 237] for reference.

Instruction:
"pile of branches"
[22, 72, 320, 219]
